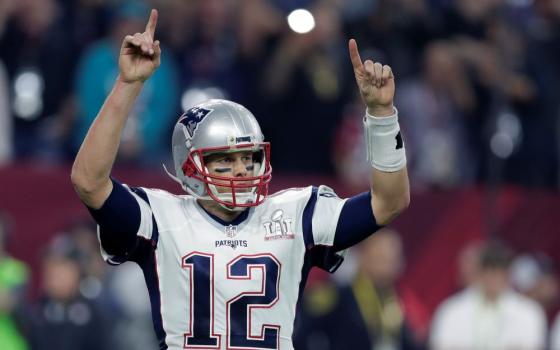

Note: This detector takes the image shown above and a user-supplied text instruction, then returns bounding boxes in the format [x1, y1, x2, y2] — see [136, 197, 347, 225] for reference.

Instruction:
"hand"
[349, 39, 395, 117]
[119, 9, 161, 83]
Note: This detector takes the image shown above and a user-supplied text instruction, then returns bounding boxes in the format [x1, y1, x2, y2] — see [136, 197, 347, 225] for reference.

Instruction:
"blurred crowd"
[294, 231, 560, 350]
[3, 212, 560, 350]
[0, 214, 159, 350]
[0, 0, 559, 189]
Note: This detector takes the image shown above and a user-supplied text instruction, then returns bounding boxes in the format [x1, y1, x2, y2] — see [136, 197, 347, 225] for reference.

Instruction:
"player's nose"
[233, 158, 248, 177]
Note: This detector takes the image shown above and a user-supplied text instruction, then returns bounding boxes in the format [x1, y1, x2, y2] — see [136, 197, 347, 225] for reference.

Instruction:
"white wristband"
[363, 107, 406, 172]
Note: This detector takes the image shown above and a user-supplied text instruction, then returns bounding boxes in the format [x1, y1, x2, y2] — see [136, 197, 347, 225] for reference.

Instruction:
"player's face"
[205, 151, 255, 193]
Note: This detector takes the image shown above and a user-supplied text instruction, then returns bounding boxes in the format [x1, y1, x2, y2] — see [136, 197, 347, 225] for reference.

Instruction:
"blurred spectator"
[25, 238, 112, 350]
[294, 229, 427, 350]
[430, 241, 546, 350]
[107, 263, 158, 350]
[344, 0, 440, 78]
[149, 0, 196, 54]
[551, 311, 560, 350]
[456, 240, 483, 289]
[62, 0, 112, 45]
[72, 1, 180, 164]
[51, 221, 157, 350]
[155, 0, 283, 125]
[510, 253, 559, 318]
[258, 0, 354, 173]
[154, 0, 276, 112]
[236, 0, 284, 60]
[332, 94, 371, 190]
[396, 41, 477, 189]
[64, 222, 107, 301]
[0, 0, 79, 159]
[0, 213, 29, 350]
[520, 0, 560, 187]
[234, 0, 284, 108]
[169, 0, 246, 103]
[0, 0, 18, 38]
[439, 0, 502, 40]
[0, 60, 12, 165]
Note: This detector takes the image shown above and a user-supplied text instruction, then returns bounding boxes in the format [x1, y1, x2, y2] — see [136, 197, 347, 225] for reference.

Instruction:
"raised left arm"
[349, 39, 410, 225]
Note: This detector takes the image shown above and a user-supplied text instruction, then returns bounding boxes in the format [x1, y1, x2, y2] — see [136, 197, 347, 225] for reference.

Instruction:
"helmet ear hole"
[182, 159, 197, 177]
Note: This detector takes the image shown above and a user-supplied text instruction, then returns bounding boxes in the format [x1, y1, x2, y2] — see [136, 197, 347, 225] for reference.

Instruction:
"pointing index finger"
[349, 39, 363, 71]
[145, 9, 158, 39]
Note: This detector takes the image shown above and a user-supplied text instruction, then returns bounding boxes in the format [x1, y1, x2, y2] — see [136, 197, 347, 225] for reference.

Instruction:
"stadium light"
[287, 9, 315, 34]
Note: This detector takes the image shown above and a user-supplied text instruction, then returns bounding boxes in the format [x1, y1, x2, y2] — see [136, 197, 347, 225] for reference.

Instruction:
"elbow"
[71, 166, 91, 196]
[70, 162, 102, 197]
[373, 193, 410, 226]
[391, 192, 410, 218]
[71, 163, 83, 189]
[400, 191, 411, 212]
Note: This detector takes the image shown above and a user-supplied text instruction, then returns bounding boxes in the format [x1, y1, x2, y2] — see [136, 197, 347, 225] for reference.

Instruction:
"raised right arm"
[71, 9, 161, 209]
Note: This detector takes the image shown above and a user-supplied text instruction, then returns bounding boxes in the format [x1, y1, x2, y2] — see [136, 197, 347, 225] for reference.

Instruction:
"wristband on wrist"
[363, 107, 406, 172]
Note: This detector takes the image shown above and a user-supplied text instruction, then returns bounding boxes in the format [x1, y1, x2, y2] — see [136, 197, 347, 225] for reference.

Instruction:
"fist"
[119, 9, 161, 83]
[349, 39, 395, 117]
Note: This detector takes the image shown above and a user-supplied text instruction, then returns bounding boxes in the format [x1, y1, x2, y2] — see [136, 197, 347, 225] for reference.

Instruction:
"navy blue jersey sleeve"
[333, 191, 383, 251]
[87, 178, 144, 262]
[302, 186, 345, 273]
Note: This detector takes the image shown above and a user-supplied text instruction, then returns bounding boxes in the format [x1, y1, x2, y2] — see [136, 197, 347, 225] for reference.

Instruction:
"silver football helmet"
[166, 99, 272, 210]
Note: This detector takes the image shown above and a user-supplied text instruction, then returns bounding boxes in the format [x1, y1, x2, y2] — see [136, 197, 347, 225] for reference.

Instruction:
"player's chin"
[214, 186, 250, 194]
[218, 187, 251, 194]
[214, 185, 230, 193]
[213, 179, 254, 194]
[237, 180, 256, 192]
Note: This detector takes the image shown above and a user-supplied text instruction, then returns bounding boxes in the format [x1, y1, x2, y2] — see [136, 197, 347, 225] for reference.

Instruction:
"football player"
[71, 9, 410, 350]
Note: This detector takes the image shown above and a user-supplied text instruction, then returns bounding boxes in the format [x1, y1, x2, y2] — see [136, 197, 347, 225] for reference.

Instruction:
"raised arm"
[71, 9, 161, 209]
[349, 39, 410, 225]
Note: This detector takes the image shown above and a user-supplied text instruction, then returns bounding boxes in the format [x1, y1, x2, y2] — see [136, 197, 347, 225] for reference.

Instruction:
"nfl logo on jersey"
[224, 224, 237, 238]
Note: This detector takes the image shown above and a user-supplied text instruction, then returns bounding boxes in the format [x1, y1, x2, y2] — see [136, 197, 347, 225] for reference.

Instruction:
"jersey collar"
[197, 203, 252, 227]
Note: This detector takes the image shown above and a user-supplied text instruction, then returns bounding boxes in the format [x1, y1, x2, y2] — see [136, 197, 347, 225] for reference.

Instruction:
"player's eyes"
[215, 157, 233, 164]
[209, 154, 253, 166]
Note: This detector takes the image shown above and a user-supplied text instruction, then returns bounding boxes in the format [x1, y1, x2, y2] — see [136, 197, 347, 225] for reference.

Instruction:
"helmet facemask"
[182, 143, 272, 211]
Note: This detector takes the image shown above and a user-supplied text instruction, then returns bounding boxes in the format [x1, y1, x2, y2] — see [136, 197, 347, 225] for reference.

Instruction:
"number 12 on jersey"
[182, 252, 281, 349]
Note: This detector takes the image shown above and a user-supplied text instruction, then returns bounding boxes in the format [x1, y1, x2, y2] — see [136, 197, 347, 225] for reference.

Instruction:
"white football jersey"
[98, 185, 347, 350]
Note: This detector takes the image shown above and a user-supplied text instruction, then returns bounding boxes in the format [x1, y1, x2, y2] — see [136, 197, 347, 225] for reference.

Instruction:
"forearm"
[71, 77, 143, 208]
[370, 167, 410, 225]
[365, 106, 410, 225]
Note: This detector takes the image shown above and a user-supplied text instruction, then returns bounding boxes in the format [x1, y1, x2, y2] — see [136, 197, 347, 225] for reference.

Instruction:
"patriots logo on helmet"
[178, 107, 213, 138]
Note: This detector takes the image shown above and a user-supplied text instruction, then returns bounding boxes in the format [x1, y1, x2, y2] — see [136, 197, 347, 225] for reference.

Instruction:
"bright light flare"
[287, 9, 315, 34]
